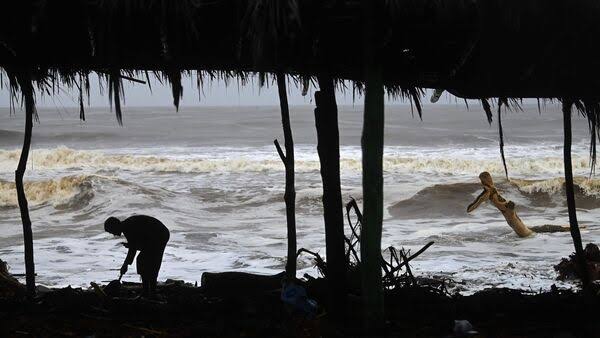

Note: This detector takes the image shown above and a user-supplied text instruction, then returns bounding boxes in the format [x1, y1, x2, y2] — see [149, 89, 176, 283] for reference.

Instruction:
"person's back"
[121, 215, 170, 252]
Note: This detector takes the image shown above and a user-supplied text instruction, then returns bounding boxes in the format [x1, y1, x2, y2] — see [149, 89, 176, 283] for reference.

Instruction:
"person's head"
[104, 217, 122, 236]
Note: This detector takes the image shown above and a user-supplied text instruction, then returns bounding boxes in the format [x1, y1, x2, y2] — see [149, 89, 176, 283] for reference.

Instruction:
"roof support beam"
[360, 0, 384, 330]
[562, 100, 590, 287]
[274, 73, 297, 280]
[314, 74, 347, 322]
[15, 71, 36, 297]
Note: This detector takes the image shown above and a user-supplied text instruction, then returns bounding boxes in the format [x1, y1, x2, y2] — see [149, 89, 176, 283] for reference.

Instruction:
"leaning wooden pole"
[15, 73, 36, 296]
[314, 74, 347, 321]
[361, 0, 385, 329]
[274, 73, 297, 279]
[562, 101, 589, 287]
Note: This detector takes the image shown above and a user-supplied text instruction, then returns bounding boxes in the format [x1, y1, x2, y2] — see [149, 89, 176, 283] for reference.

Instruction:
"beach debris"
[281, 281, 318, 318]
[90, 282, 107, 298]
[467, 172, 571, 237]
[297, 198, 436, 292]
[452, 319, 478, 337]
[0, 259, 26, 298]
[555, 243, 600, 281]
[200, 271, 284, 296]
[103, 280, 122, 297]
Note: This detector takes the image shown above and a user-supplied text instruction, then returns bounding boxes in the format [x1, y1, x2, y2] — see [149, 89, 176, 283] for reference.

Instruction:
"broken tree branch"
[384, 241, 434, 277]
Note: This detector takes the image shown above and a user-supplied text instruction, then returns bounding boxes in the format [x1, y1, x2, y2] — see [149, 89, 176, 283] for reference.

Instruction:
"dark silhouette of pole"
[498, 99, 509, 180]
[15, 73, 36, 296]
[314, 74, 347, 321]
[562, 100, 590, 287]
[274, 72, 296, 279]
[361, 0, 384, 329]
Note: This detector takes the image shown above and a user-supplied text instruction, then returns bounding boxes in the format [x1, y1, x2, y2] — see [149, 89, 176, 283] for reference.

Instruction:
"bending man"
[104, 215, 170, 297]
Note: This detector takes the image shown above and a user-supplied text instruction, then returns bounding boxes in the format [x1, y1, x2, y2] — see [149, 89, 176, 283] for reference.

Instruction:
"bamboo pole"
[15, 73, 36, 296]
[562, 101, 590, 287]
[361, 0, 384, 329]
[274, 72, 297, 279]
[314, 74, 347, 321]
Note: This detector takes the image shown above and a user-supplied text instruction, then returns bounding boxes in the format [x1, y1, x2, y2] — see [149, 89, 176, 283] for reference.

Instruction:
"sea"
[1, 103, 599, 293]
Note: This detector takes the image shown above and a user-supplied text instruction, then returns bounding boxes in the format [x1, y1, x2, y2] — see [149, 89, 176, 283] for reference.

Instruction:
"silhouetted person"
[104, 215, 170, 297]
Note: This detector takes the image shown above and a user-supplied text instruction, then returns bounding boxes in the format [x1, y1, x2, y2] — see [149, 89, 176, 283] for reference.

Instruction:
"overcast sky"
[0, 73, 474, 109]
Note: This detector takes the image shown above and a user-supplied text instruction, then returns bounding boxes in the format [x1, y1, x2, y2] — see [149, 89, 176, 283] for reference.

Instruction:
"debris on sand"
[0, 259, 26, 299]
[555, 243, 600, 281]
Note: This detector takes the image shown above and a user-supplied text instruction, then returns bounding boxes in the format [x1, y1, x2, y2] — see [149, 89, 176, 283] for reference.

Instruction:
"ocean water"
[0, 104, 599, 293]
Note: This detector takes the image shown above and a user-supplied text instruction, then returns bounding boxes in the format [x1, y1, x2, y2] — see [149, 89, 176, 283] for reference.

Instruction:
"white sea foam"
[2, 105, 598, 292]
[0, 146, 593, 176]
[512, 177, 600, 197]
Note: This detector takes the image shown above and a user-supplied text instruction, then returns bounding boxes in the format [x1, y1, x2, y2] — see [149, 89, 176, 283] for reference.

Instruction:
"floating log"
[467, 172, 574, 238]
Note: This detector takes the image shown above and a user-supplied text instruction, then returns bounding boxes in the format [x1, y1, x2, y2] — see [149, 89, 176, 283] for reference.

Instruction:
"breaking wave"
[512, 177, 600, 197]
[389, 177, 600, 219]
[0, 175, 94, 208]
[0, 146, 593, 175]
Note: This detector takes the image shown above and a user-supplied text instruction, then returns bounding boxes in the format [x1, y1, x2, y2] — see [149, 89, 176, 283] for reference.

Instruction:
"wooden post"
[361, 0, 385, 328]
[314, 74, 347, 320]
[15, 73, 36, 296]
[562, 101, 590, 287]
[274, 72, 297, 279]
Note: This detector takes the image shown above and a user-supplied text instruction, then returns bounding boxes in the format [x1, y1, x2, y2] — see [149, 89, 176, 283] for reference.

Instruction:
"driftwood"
[200, 271, 284, 296]
[467, 172, 571, 237]
[0, 259, 26, 298]
[555, 243, 600, 281]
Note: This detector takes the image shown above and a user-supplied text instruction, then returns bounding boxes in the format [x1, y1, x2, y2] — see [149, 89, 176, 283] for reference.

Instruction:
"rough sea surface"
[1, 104, 599, 293]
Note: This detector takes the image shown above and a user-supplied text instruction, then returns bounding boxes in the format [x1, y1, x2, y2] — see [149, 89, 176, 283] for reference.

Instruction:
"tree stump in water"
[467, 172, 570, 237]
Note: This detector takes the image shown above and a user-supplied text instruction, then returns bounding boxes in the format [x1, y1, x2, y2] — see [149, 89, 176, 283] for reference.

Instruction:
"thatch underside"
[1, 0, 600, 154]
[1, 0, 600, 99]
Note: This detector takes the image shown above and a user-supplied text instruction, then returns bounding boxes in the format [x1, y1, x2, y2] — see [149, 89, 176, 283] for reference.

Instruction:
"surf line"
[467, 172, 572, 237]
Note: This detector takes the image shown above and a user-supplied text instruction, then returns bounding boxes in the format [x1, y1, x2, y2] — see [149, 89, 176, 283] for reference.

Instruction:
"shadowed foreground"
[1, 276, 599, 337]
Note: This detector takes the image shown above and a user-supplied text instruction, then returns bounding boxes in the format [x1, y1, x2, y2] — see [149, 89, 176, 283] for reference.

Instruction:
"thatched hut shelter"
[2, 1, 600, 97]
[2, 0, 599, 327]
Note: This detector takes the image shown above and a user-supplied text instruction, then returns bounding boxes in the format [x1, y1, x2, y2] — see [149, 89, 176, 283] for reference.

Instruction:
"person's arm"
[124, 246, 137, 266]
[119, 245, 137, 277]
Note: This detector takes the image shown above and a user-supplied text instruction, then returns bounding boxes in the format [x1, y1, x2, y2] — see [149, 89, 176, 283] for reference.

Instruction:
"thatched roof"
[2, 0, 600, 154]
[2, 0, 600, 99]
